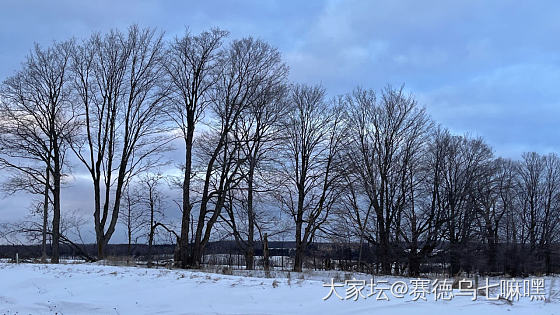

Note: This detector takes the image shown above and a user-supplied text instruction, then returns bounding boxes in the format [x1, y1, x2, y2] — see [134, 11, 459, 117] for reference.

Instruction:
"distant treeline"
[3, 241, 560, 276]
[0, 241, 294, 260]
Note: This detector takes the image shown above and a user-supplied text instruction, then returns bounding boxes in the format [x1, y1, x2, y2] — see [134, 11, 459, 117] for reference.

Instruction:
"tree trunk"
[245, 165, 255, 270]
[487, 238, 497, 273]
[357, 232, 365, 273]
[148, 195, 155, 268]
[41, 164, 50, 262]
[449, 242, 461, 276]
[293, 238, 304, 272]
[97, 237, 105, 260]
[408, 248, 420, 277]
[293, 178, 306, 273]
[148, 227, 154, 268]
[51, 153, 61, 264]
[179, 128, 194, 268]
[263, 233, 270, 272]
[378, 227, 391, 274]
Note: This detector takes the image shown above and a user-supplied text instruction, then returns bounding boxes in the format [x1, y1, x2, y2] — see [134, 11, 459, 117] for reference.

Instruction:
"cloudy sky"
[1, 0, 559, 241]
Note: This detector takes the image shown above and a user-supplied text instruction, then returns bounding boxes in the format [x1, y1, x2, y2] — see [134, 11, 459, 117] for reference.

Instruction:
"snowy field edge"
[1, 262, 560, 315]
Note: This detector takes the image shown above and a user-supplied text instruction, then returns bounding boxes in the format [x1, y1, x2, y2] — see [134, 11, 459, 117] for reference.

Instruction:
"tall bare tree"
[70, 26, 170, 259]
[345, 86, 430, 274]
[221, 61, 288, 270]
[0, 41, 76, 263]
[439, 134, 492, 275]
[165, 28, 228, 268]
[515, 152, 560, 273]
[185, 38, 287, 267]
[119, 185, 145, 260]
[471, 157, 512, 273]
[137, 173, 165, 267]
[277, 84, 347, 272]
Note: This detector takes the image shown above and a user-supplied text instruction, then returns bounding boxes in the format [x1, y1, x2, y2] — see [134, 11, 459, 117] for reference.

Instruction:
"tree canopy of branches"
[0, 41, 77, 263]
[184, 37, 288, 267]
[3, 25, 560, 277]
[70, 25, 171, 259]
[275, 84, 347, 272]
[165, 28, 229, 268]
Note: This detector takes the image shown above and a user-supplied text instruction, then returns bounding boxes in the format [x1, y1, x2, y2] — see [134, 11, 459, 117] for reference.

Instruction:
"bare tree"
[165, 28, 228, 268]
[517, 152, 544, 252]
[276, 84, 347, 272]
[135, 173, 166, 267]
[438, 133, 493, 275]
[220, 60, 288, 270]
[345, 86, 430, 274]
[0, 41, 76, 263]
[183, 38, 288, 268]
[470, 157, 513, 273]
[515, 152, 560, 273]
[393, 123, 443, 276]
[70, 26, 170, 259]
[337, 164, 374, 272]
[119, 185, 146, 260]
[539, 154, 560, 273]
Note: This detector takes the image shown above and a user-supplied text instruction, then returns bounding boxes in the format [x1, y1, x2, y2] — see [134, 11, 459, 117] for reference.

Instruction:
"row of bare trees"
[1, 25, 560, 275]
[331, 110, 560, 276]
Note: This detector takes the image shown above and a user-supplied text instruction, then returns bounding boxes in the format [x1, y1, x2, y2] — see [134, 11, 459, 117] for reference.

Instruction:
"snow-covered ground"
[1, 262, 559, 314]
